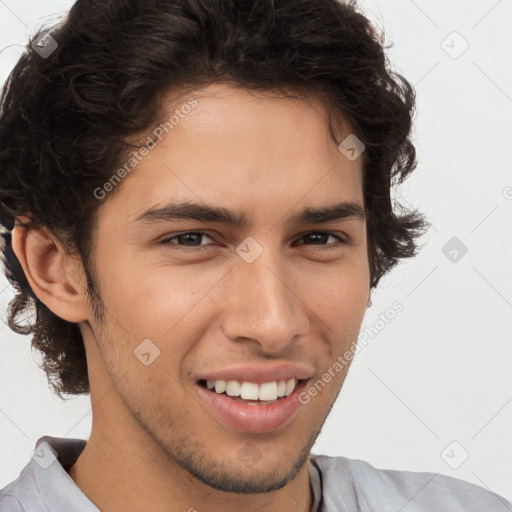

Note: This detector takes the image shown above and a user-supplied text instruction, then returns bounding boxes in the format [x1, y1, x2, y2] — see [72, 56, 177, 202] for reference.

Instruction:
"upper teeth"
[206, 379, 297, 400]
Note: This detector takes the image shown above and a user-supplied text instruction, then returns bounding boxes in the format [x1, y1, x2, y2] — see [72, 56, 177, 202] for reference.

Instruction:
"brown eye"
[295, 232, 345, 248]
[159, 231, 214, 248]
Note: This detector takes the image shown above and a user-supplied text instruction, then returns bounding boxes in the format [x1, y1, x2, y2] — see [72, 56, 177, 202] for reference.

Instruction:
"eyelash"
[158, 231, 346, 251]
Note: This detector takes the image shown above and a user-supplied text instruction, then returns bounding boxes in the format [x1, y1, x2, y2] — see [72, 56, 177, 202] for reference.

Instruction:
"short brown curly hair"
[0, 0, 427, 398]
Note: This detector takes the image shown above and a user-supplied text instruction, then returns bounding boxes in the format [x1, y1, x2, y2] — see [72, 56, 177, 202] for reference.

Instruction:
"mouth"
[195, 378, 310, 433]
[198, 378, 302, 405]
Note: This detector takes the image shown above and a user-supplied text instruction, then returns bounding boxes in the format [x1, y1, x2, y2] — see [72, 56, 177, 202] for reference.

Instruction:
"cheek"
[308, 261, 369, 322]
[95, 242, 369, 345]
[304, 261, 369, 366]
[97, 257, 226, 337]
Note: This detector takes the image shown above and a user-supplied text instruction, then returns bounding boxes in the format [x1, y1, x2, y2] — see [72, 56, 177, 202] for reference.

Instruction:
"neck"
[67, 402, 313, 512]
[68, 330, 315, 512]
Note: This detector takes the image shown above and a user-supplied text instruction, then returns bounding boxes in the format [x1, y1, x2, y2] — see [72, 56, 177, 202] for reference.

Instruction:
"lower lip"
[195, 380, 309, 434]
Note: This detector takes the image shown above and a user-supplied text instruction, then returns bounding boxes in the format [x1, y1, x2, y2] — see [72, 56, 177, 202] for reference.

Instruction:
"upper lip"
[196, 363, 314, 384]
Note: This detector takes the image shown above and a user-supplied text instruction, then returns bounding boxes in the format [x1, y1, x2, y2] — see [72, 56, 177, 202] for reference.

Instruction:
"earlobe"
[10, 217, 90, 323]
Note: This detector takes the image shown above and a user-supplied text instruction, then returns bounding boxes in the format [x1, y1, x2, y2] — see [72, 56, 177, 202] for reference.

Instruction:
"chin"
[186, 460, 302, 494]
[172, 442, 311, 494]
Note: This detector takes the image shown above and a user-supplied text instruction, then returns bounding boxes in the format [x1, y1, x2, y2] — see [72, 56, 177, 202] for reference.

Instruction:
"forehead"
[98, 83, 365, 227]
[156, 82, 352, 155]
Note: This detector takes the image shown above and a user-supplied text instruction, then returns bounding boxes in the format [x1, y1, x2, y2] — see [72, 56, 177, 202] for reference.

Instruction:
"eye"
[158, 231, 214, 248]
[158, 230, 345, 250]
[293, 232, 345, 249]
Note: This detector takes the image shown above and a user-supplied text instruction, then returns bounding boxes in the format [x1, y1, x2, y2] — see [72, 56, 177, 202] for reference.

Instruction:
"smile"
[199, 378, 298, 403]
[196, 378, 310, 433]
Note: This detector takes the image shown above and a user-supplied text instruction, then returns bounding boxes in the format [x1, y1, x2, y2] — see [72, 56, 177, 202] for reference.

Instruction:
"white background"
[0, 0, 511, 503]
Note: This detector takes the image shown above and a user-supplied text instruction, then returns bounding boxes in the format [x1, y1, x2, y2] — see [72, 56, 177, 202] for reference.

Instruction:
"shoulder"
[0, 481, 29, 511]
[0, 467, 46, 512]
[0, 497, 22, 512]
[310, 454, 512, 512]
[0, 435, 89, 512]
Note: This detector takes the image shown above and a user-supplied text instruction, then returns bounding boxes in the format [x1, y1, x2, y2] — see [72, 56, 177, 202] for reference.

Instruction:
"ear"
[11, 216, 90, 323]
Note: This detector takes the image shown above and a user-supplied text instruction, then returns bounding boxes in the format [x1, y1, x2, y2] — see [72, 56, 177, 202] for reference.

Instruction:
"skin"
[12, 83, 370, 512]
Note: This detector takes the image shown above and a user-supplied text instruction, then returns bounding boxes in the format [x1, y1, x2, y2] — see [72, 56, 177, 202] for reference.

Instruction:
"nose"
[221, 242, 310, 354]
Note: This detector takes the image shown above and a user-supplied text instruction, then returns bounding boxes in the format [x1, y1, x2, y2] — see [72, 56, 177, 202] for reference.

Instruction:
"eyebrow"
[132, 200, 365, 226]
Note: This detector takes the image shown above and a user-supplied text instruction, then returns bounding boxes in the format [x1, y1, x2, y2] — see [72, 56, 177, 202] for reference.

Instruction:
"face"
[82, 83, 370, 493]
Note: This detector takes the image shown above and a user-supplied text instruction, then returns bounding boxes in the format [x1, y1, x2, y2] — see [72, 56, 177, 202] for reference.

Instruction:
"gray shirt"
[1, 435, 510, 511]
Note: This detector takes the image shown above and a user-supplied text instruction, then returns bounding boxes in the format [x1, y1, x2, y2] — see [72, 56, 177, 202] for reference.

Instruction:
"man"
[0, 0, 509, 511]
